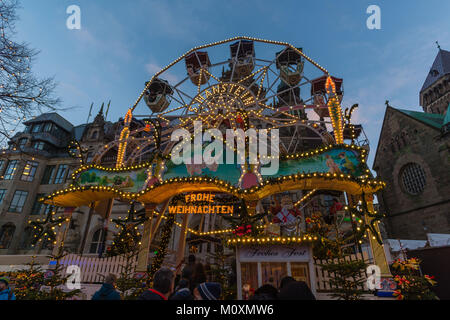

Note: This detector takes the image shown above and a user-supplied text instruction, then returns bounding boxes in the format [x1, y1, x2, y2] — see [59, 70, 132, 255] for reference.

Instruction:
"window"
[31, 194, 45, 215]
[31, 123, 42, 133]
[3, 160, 19, 180]
[0, 160, 4, 172]
[18, 138, 27, 149]
[21, 161, 39, 182]
[41, 165, 55, 184]
[0, 223, 15, 249]
[20, 227, 34, 249]
[32, 141, 45, 150]
[54, 164, 68, 184]
[8, 190, 28, 213]
[43, 204, 55, 215]
[401, 163, 426, 195]
[91, 130, 98, 140]
[89, 229, 105, 254]
[86, 152, 94, 163]
[43, 122, 53, 132]
[0, 189, 6, 204]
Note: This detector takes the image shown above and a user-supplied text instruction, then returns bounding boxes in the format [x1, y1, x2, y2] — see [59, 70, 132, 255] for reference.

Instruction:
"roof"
[373, 106, 445, 169]
[386, 234, 450, 251]
[386, 239, 427, 252]
[420, 49, 450, 92]
[444, 103, 450, 126]
[72, 124, 87, 141]
[24, 112, 74, 133]
[396, 108, 445, 130]
[427, 233, 450, 247]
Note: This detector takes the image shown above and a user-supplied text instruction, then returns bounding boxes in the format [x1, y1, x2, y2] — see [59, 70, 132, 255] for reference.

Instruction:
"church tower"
[420, 45, 450, 115]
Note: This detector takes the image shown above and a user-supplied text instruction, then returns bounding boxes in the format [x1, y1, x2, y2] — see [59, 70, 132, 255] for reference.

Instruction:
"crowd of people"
[0, 255, 315, 300]
[91, 254, 315, 301]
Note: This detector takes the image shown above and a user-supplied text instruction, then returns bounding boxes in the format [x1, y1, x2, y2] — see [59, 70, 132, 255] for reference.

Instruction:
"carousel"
[39, 37, 392, 299]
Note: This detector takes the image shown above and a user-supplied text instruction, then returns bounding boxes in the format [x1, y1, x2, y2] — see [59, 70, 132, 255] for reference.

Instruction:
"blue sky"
[15, 0, 450, 168]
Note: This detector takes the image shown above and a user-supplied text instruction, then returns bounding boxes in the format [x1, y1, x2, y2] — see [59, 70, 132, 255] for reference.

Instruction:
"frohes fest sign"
[238, 244, 311, 262]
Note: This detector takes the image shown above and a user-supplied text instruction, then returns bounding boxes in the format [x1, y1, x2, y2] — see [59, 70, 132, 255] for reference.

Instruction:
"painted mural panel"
[163, 160, 242, 186]
[265, 148, 363, 178]
[75, 168, 148, 193]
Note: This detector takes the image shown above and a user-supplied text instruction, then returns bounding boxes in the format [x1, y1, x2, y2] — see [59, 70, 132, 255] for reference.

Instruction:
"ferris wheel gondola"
[143, 78, 173, 113]
[229, 40, 255, 78]
[276, 47, 305, 86]
[311, 75, 344, 119]
[185, 51, 211, 85]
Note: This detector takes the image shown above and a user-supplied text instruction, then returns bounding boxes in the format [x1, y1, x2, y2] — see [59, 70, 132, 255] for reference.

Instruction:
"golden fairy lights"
[325, 76, 344, 144]
[226, 235, 318, 245]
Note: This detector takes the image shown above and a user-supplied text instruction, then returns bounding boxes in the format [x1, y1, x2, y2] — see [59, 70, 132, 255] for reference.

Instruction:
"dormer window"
[43, 122, 53, 132]
[32, 141, 45, 150]
[430, 69, 439, 77]
[31, 123, 42, 133]
[18, 138, 27, 148]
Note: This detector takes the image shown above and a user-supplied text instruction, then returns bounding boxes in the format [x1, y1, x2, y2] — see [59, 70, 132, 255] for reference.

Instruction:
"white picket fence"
[314, 251, 372, 292]
[58, 254, 138, 283]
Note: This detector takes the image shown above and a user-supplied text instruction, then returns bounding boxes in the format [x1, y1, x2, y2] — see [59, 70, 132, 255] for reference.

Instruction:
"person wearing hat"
[0, 277, 16, 300]
[91, 274, 121, 300]
[193, 282, 222, 300]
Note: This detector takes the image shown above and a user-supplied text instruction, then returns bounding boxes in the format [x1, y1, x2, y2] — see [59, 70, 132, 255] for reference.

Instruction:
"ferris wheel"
[93, 37, 347, 167]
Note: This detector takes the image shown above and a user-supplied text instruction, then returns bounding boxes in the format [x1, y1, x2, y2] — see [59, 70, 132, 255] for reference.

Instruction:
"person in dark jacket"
[139, 267, 174, 300]
[279, 276, 296, 290]
[250, 284, 278, 300]
[278, 281, 316, 300]
[0, 277, 16, 300]
[181, 255, 196, 283]
[170, 278, 194, 300]
[91, 274, 121, 300]
[190, 262, 206, 292]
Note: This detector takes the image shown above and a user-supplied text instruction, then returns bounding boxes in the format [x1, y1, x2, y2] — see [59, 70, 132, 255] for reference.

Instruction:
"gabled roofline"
[372, 105, 391, 170]
[373, 106, 443, 170]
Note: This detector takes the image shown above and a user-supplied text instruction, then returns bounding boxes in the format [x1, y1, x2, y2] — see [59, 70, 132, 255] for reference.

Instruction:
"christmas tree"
[39, 253, 81, 300]
[12, 256, 45, 300]
[207, 240, 236, 300]
[107, 202, 148, 299]
[319, 259, 368, 300]
[391, 258, 438, 300]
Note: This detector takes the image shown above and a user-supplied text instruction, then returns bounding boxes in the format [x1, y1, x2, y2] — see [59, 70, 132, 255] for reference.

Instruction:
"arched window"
[20, 227, 34, 249]
[91, 130, 98, 140]
[89, 228, 105, 254]
[0, 223, 16, 249]
[400, 163, 426, 195]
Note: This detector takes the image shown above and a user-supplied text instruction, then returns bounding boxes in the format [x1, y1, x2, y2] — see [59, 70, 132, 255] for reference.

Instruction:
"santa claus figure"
[270, 195, 303, 235]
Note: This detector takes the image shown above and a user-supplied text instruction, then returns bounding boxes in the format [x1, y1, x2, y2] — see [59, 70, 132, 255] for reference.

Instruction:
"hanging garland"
[148, 213, 175, 278]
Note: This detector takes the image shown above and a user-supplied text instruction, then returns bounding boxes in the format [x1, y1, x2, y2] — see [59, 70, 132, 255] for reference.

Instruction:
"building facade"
[0, 108, 122, 255]
[374, 48, 450, 239]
